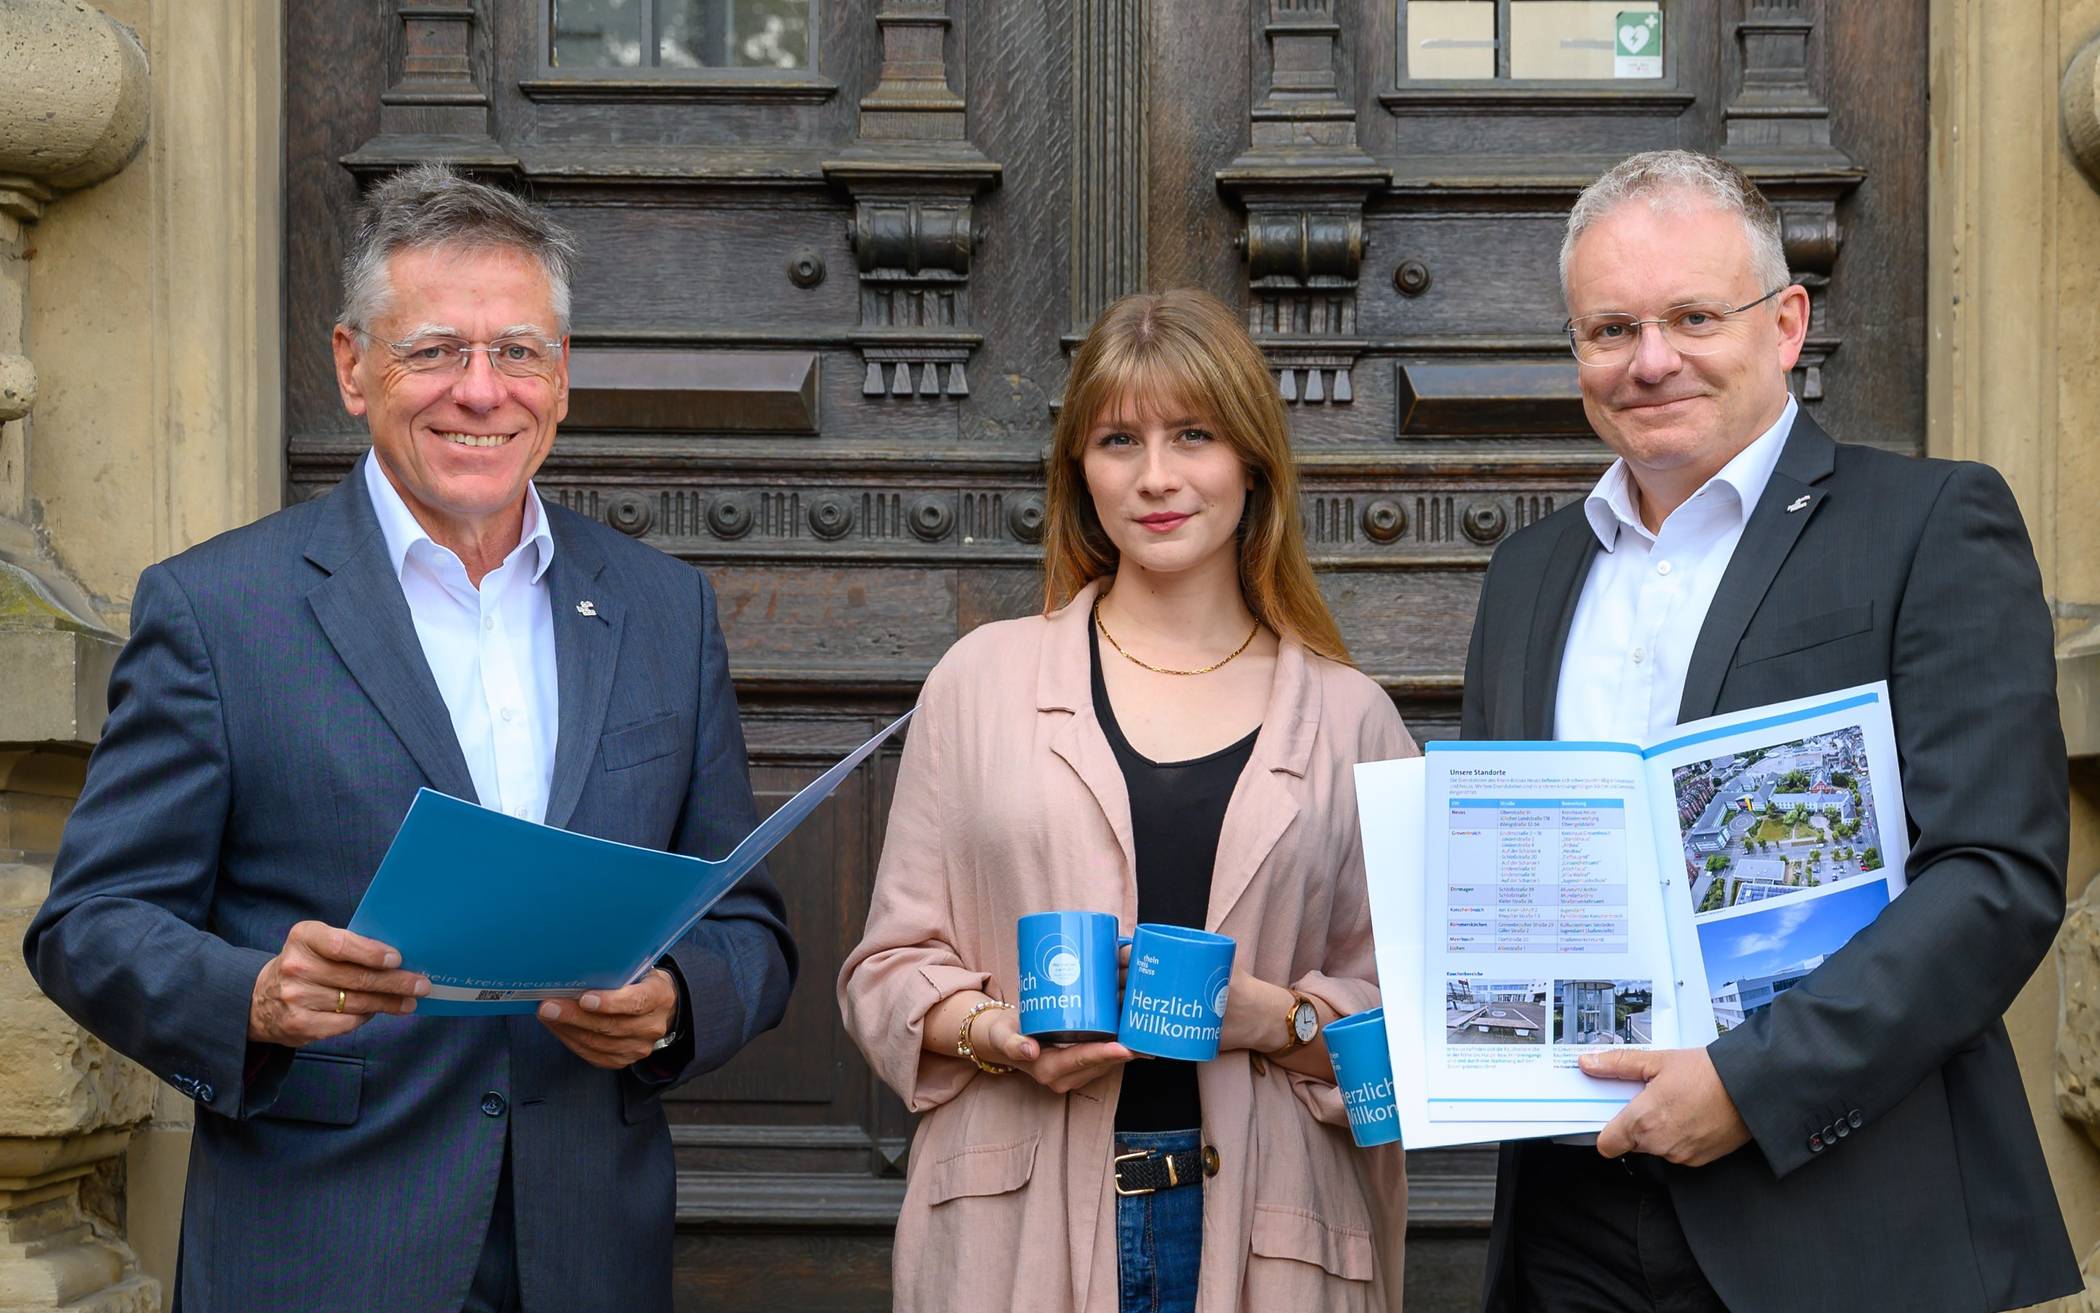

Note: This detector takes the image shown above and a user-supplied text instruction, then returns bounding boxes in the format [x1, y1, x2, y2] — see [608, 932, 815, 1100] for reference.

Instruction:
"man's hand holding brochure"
[346, 710, 913, 1015]
[1356, 682, 1909, 1148]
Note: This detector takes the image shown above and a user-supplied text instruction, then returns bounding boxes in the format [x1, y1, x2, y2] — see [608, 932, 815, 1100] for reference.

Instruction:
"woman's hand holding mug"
[970, 1004, 1136, 1094]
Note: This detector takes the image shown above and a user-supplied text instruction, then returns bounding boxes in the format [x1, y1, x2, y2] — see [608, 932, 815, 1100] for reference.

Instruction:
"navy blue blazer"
[24, 458, 796, 1312]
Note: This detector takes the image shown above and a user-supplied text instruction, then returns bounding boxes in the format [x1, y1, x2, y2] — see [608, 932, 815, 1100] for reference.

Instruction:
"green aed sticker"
[1615, 11, 1662, 79]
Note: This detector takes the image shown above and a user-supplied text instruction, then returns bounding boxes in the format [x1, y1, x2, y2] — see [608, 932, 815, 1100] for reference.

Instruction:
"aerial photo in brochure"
[1657, 712, 1901, 1033]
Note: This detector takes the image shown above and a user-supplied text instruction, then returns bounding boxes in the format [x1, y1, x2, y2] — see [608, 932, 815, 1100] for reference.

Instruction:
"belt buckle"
[1113, 1148, 1156, 1197]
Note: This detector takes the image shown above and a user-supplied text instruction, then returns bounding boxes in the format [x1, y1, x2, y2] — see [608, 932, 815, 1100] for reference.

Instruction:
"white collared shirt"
[363, 453, 560, 823]
[1554, 395, 1798, 746]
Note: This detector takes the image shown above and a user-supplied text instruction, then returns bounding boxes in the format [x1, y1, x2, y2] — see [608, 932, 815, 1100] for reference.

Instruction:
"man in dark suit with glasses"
[1465, 149, 2080, 1313]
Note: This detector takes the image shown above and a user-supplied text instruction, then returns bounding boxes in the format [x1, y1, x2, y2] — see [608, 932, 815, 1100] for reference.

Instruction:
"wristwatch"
[1275, 993, 1319, 1055]
[648, 967, 682, 1053]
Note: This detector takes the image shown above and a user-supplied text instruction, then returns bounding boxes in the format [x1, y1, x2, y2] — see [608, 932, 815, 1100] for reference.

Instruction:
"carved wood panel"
[284, 2, 1928, 1307]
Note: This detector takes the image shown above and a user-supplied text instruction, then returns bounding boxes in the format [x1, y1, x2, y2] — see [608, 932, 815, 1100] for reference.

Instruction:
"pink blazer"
[839, 582, 1418, 1312]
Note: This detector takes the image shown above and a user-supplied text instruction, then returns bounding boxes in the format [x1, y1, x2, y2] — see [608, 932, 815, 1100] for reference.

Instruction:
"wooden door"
[282, 3, 1925, 1308]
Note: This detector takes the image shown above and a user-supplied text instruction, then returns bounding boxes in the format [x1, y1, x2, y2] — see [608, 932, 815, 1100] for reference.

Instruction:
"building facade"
[2, 1, 2099, 1309]
[1563, 980, 1616, 1044]
[1728, 956, 1825, 1019]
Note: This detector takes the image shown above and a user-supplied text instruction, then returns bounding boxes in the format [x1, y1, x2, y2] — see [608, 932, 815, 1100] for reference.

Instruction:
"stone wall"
[0, 0, 279, 1306]
[2061, 885, 2100, 1146]
[0, 3, 154, 1306]
[1932, 0, 2100, 1302]
[2054, 883, 2100, 1312]
[0, 861, 156, 1312]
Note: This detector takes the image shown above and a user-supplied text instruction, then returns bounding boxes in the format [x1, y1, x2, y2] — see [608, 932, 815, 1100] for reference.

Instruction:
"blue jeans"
[1115, 1128, 1204, 1313]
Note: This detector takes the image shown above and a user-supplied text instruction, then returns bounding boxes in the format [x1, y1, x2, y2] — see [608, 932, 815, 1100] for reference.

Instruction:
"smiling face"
[331, 243, 569, 550]
[1564, 197, 1807, 518]
[1080, 391, 1252, 582]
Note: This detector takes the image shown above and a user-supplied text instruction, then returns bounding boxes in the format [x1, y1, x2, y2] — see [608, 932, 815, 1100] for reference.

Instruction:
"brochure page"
[1421, 741, 1674, 1124]
[1358, 756, 1601, 1148]
[1639, 683, 1908, 1044]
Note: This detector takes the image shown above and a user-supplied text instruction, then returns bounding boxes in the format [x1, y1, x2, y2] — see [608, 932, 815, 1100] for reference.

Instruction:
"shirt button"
[500, 706, 517, 722]
[1656, 560, 1673, 576]
[510, 805, 528, 819]
[483, 615, 495, 631]
[480, 1091, 507, 1118]
[1631, 646, 1647, 665]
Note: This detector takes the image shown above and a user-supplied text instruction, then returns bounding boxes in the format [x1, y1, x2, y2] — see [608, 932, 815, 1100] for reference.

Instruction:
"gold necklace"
[1094, 600, 1260, 677]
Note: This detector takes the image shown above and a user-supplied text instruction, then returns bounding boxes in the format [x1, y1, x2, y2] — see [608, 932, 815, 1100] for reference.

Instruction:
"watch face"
[1292, 1001, 1318, 1043]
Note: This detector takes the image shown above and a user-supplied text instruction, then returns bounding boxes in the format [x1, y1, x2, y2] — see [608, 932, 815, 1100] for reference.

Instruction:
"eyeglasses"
[373, 333, 564, 379]
[1564, 287, 1785, 366]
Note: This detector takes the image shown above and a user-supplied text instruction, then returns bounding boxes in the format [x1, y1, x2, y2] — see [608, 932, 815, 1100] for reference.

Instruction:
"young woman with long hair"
[840, 288, 1414, 1312]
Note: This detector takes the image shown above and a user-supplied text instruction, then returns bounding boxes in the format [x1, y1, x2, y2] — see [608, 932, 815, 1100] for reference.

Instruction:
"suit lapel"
[1522, 515, 1602, 740]
[1206, 781, 1300, 934]
[1204, 640, 1315, 933]
[304, 459, 479, 803]
[1677, 413, 1838, 722]
[1040, 583, 1138, 880]
[543, 516, 620, 832]
[1048, 711, 1138, 880]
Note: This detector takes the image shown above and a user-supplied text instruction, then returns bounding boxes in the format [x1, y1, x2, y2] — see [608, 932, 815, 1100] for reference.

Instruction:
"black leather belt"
[1113, 1144, 1220, 1197]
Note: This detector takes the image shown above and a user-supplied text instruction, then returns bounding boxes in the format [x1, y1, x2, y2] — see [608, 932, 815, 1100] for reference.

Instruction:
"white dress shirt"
[1545, 398, 1795, 1146]
[363, 454, 559, 823]
[1554, 396, 1798, 746]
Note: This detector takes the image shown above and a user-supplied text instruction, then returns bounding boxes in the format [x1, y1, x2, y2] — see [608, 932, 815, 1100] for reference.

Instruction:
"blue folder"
[349, 709, 911, 1015]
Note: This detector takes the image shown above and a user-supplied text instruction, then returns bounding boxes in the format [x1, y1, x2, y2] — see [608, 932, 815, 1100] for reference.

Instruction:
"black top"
[1091, 623, 1259, 1133]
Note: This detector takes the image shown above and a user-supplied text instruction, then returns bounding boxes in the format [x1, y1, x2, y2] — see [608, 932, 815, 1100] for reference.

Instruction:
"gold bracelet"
[957, 999, 1016, 1075]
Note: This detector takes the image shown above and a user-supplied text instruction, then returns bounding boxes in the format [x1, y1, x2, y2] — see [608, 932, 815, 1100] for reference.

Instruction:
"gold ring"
[334, 989, 346, 1014]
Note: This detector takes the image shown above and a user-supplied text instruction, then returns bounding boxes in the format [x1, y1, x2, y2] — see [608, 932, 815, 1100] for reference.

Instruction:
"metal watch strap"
[649, 966, 680, 1053]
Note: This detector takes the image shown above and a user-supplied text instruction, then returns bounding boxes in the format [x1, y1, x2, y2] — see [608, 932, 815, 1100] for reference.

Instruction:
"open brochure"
[1356, 683, 1908, 1147]
[348, 710, 912, 1015]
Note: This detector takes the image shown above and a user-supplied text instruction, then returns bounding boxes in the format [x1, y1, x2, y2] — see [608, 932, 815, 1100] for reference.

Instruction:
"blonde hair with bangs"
[1043, 288, 1350, 664]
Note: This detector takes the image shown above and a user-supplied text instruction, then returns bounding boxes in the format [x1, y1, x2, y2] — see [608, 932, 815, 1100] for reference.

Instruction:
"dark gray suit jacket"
[1464, 414, 2080, 1313]
[24, 460, 796, 1312]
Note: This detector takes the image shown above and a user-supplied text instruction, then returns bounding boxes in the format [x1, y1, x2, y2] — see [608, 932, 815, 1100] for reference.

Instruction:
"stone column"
[0, 2, 158, 1309]
[3, 0, 284, 1296]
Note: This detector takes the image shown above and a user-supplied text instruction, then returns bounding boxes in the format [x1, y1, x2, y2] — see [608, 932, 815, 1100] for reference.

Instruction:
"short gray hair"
[338, 164, 579, 335]
[1559, 150, 1790, 298]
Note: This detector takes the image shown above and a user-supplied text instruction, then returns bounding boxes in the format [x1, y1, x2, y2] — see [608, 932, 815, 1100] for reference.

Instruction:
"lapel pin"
[1786, 495, 1811, 513]
[576, 600, 597, 618]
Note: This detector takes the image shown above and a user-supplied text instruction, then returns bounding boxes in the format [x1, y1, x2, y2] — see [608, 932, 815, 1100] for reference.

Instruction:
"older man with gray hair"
[1462, 149, 2079, 1312]
[24, 164, 795, 1312]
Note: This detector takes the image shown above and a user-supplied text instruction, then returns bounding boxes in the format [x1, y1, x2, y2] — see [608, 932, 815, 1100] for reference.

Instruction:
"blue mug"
[1017, 910, 1123, 1043]
[1325, 1007, 1402, 1147]
[1117, 923, 1237, 1060]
